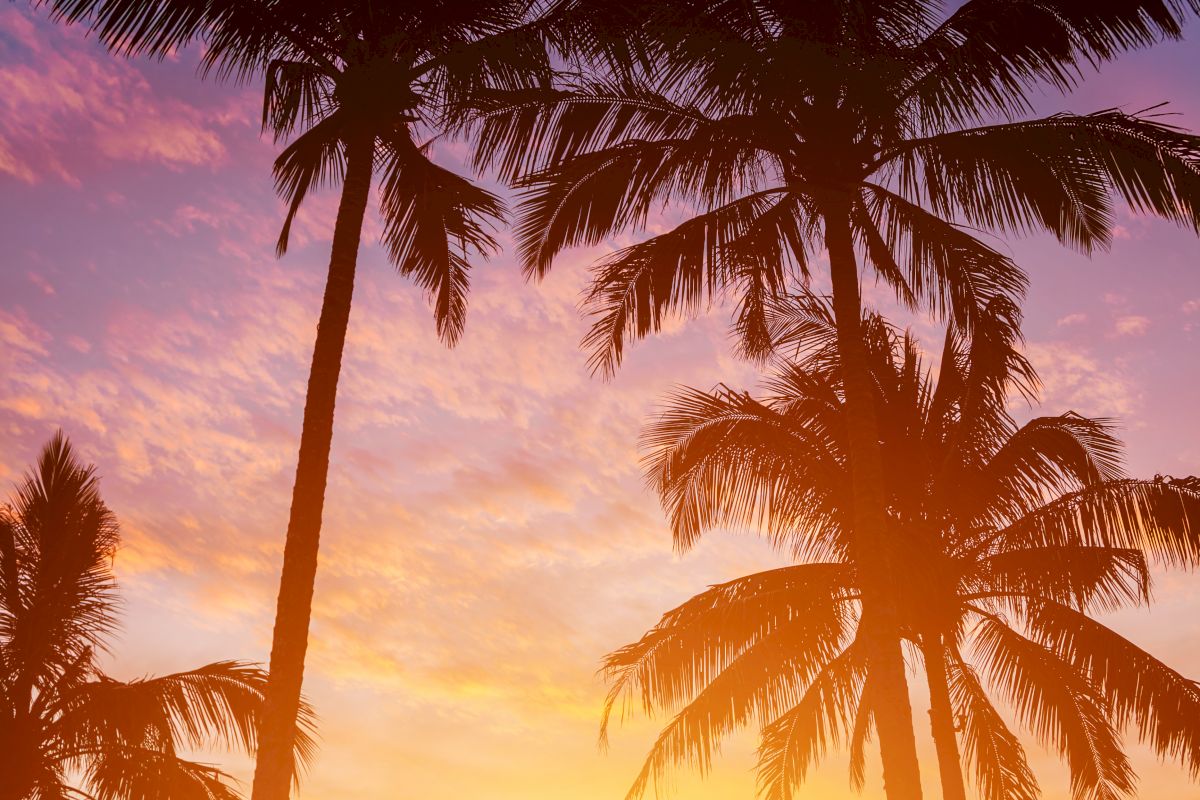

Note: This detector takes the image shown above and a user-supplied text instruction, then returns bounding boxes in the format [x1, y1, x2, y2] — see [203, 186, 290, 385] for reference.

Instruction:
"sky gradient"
[2, 6, 1200, 799]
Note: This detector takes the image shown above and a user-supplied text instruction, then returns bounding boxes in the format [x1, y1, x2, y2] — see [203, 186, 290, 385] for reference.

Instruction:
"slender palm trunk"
[251, 131, 375, 800]
[823, 196, 923, 800]
[923, 639, 967, 800]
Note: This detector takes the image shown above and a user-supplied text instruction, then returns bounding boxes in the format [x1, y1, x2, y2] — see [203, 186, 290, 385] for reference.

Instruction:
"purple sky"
[1, 5, 1199, 799]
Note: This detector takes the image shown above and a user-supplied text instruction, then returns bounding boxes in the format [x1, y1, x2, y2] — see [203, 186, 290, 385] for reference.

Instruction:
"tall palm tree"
[0, 432, 315, 800]
[603, 301, 1200, 800]
[43, 2, 562, 796]
[474, 4, 1200, 795]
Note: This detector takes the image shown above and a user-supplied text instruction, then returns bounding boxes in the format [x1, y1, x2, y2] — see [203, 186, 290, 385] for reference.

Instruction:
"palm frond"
[755, 638, 869, 800]
[599, 563, 855, 745]
[378, 135, 506, 345]
[967, 545, 1149, 613]
[964, 415, 1126, 533]
[946, 651, 1039, 800]
[891, 110, 1200, 251]
[52, 661, 317, 771]
[971, 610, 1134, 800]
[271, 111, 348, 256]
[614, 592, 853, 800]
[897, 0, 1200, 128]
[81, 745, 240, 800]
[990, 478, 1200, 568]
[577, 189, 810, 376]
[859, 184, 1028, 330]
[1024, 599, 1200, 777]
[639, 385, 846, 555]
[517, 137, 772, 281]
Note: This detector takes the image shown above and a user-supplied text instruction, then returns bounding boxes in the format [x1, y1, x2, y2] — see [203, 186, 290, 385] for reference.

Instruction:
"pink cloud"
[0, 7, 237, 185]
[1114, 314, 1150, 337]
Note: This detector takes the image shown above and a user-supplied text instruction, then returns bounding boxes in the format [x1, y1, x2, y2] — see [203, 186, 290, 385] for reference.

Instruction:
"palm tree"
[601, 301, 1200, 800]
[474, 3, 1200, 794]
[42, 2, 563, 795]
[0, 432, 315, 800]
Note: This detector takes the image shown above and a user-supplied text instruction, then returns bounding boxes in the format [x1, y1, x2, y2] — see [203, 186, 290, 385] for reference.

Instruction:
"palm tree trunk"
[823, 194, 923, 800]
[251, 131, 375, 800]
[923, 639, 967, 800]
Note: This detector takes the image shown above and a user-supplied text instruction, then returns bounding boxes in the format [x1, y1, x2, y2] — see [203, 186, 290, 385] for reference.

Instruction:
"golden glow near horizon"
[2, 5, 1200, 799]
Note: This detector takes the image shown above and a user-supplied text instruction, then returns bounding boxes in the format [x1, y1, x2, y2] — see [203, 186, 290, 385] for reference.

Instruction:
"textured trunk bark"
[250, 131, 375, 800]
[824, 197, 924, 800]
[924, 639, 968, 800]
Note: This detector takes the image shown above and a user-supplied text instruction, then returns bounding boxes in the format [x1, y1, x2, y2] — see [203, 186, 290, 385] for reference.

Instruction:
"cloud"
[1113, 315, 1150, 337]
[1056, 312, 1087, 327]
[1025, 341, 1140, 418]
[0, 7, 246, 185]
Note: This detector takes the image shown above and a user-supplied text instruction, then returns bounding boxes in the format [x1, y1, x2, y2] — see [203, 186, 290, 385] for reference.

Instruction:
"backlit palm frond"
[893, 110, 1200, 252]
[859, 183, 1028, 331]
[617, 596, 854, 800]
[271, 110, 348, 256]
[846, 669, 873, 793]
[578, 188, 804, 377]
[966, 545, 1149, 614]
[991, 478, 1200, 568]
[946, 651, 1039, 800]
[469, 79, 737, 184]
[757, 294, 839, 366]
[726, 196, 822, 362]
[930, 295, 1036, 489]
[599, 563, 855, 745]
[640, 385, 845, 555]
[4, 433, 119, 688]
[420, 7, 557, 130]
[970, 610, 1135, 800]
[45, 0, 223, 59]
[81, 746, 240, 800]
[965, 414, 1126, 531]
[516, 133, 771, 281]
[755, 638, 869, 800]
[378, 135, 506, 346]
[58, 662, 308, 759]
[262, 58, 334, 142]
[1024, 599, 1200, 776]
[898, 0, 1200, 129]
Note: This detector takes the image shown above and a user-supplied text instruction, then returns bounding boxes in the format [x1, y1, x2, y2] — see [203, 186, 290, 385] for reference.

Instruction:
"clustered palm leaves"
[0, 433, 315, 800]
[602, 302, 1200, 800]
[23, 1, 1200, 799]
[473, 3, 1200, 793]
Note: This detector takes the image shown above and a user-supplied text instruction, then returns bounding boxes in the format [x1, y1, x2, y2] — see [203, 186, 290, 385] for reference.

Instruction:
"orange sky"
[2, 6, 1200, 799]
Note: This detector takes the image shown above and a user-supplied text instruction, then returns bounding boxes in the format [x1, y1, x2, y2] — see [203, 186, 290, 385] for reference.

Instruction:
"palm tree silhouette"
[44, 2, 563, 795]
[0, 432, 316, 800]
[604, 300, 1200, 800]
[475, 3, 1200, 794]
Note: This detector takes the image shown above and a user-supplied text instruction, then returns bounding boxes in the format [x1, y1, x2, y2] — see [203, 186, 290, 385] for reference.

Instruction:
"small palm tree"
[476, 5, 1200, 794]
[43, 2, 564, 795]
[0, 432, 315, 800]
[602, 301, 1200, 800]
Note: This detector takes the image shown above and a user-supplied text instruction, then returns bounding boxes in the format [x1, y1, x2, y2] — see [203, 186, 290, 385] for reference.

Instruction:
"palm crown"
[602, 302, 1200, 800]
[0, 433, 316, 800]
[474, 0, 1200, 372]
[51, 0, 565, 342]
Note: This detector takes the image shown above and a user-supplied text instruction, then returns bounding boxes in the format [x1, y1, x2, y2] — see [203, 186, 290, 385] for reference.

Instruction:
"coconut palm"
[42, 1, 564, 795]
[0, 432, 315, 800]
[601, 300, 1200, 800]
[474, 4, 1200, 794]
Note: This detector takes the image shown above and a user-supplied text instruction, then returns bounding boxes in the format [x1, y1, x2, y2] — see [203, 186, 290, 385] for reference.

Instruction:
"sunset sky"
[2, 5, 1200, 799]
